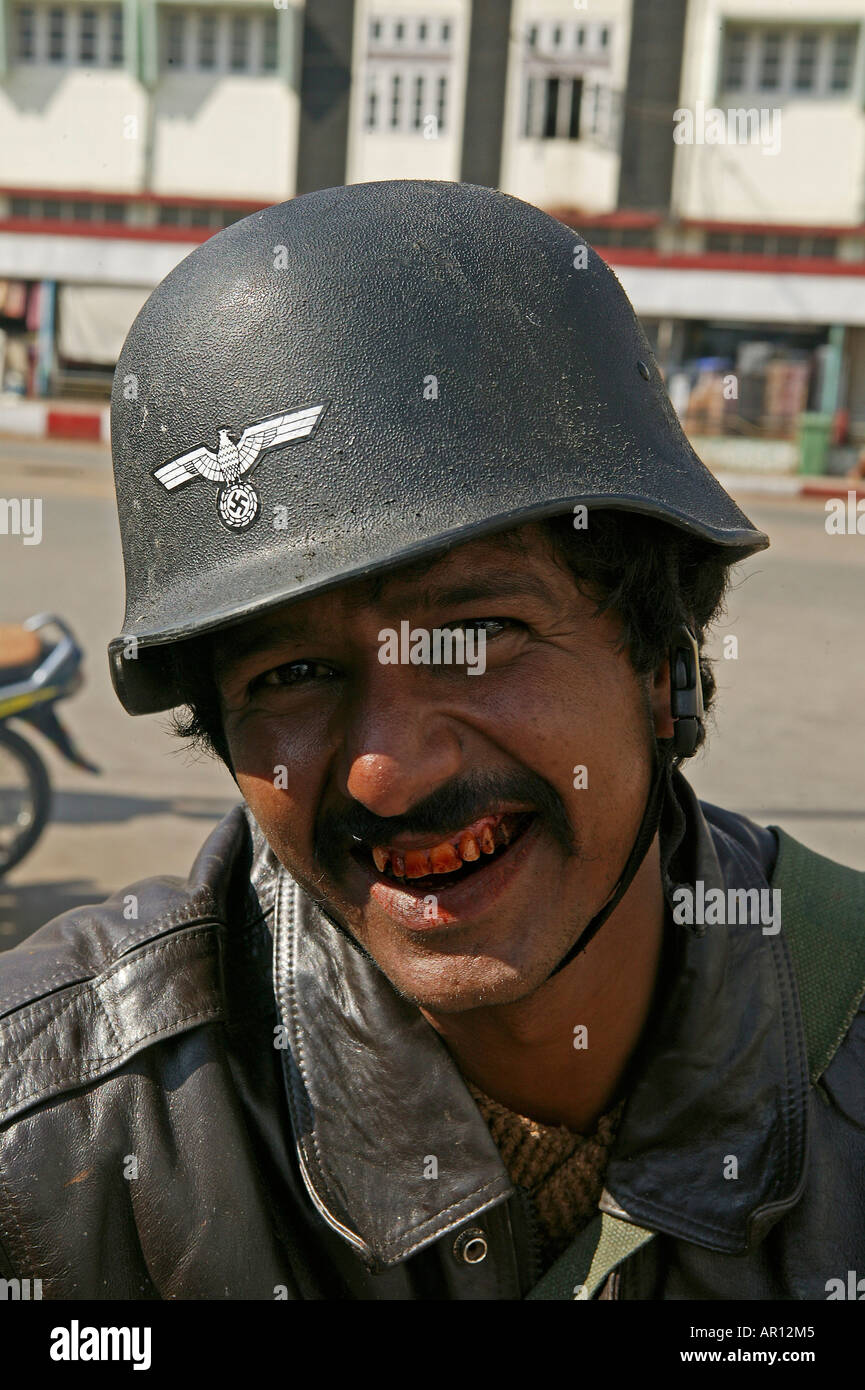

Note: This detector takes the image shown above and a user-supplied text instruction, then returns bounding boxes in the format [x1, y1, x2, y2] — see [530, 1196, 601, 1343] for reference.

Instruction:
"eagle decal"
[152, 401, 329, 532]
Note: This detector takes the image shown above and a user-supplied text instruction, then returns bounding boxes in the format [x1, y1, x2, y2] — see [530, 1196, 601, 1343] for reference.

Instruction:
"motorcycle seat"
[0, 625, 43, 675]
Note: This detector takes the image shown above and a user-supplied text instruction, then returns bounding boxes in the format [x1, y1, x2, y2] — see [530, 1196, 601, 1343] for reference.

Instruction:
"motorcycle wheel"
[0, 725, 52, 877]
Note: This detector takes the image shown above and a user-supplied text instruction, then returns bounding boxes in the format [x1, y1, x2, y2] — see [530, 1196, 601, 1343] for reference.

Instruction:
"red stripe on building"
[0, 217, 215, 243]
[0, 185, 272, 210]
[46, 411, 102, 440]
[595, 248, 865, 277]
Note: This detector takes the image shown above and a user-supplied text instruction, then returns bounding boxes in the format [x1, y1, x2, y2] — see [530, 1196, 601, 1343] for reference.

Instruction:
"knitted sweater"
[467, 1081, 626, 1272]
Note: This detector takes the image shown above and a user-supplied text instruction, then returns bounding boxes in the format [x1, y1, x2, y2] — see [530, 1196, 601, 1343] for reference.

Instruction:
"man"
[1, 180, 863, 1301]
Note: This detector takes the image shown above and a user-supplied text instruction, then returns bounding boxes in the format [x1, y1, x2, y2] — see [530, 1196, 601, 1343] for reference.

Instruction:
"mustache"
[313, 768, 577, 880]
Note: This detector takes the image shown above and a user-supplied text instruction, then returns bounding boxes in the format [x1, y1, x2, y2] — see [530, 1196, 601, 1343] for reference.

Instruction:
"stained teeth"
[404, 849, 432, 879]
[494, 819, 512, 847]
[370, 813, 525, 880]
[429, 843, 462, 874]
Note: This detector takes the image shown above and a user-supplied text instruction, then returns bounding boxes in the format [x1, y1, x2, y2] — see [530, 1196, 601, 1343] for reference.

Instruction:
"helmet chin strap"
[542, 741, 672, 982]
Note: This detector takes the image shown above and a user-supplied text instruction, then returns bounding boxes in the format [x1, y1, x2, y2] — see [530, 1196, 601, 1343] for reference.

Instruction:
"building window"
[741, 232, 766, 253]
[436, 73, 447, 131]
[703, 230, 838, 258]
[722, 29, 747, 89]
[12, 2, 124, 65]
[831, 29, 856, 91]
[15, 6, 35, 59]
[589, 80, 601, 132]
[794, 31, 817, 91]
[522, 20, 614, 142]
[758, 31, 782, 90]
[159, 10, 282, 75]
[198, 12, 215, 68]
[109, 4, 121, 63]
[364, 16, 455, 135]
[413, 73, 424, 129]
[229, 15, 248, 70]
[370, 19, 381, 41]
[620, 226, 654, 249]
[78, 6, 97, 62]
[542, 76, 559, 137]
[48, 7, 66, 61]
[811, 236, 837, 257]
[722, 25, 860, 98]
[262, 11, 277, 70]
[528, 24, 537, 48]
[527, 73, 584, 141]
[569, 77, 582, 138]
[166, 11, 185, 66]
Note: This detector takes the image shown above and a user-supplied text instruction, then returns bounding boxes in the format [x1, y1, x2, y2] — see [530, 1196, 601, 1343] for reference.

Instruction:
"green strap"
[769, 826, 865, 1084]
[525, 1211, 655, 1301]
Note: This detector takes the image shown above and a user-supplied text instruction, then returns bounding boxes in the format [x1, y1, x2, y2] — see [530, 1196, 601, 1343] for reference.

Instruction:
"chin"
[374, 945, 551, 1015]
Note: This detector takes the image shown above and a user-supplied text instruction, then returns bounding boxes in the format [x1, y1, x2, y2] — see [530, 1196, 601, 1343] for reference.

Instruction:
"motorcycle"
[0, 614, 99, 876]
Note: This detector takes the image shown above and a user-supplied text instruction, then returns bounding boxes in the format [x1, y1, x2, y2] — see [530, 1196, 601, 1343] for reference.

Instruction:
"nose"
[342, 669, 463, 819]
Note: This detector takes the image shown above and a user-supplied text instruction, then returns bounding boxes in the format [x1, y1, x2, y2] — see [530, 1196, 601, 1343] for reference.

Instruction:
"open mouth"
[351, 811, 536, 893]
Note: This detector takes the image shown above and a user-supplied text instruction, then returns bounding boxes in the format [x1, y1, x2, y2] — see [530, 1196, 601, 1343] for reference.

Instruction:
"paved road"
[0, 438, 238, 946]
[0, 437, 862, 949]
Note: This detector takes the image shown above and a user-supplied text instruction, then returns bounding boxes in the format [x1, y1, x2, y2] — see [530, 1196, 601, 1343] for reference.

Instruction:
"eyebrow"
[408, 571, 554, 611]
[213, 617, 312, 676]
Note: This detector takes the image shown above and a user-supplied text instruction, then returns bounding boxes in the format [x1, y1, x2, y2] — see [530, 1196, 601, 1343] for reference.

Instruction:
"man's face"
[215, 523, 668, 1013]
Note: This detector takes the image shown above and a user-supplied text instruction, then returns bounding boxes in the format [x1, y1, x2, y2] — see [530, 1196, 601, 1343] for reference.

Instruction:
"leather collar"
[268, 774, 809, 1269]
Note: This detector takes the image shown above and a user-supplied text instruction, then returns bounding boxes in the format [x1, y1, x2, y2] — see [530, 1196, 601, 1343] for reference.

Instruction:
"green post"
[797, 414, 832, 476]
[797, 325, 845, 476]
[819, 324, 845, 415]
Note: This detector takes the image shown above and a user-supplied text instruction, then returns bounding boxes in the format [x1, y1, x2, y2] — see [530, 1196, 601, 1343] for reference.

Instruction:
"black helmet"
[108, 178, 767, 715]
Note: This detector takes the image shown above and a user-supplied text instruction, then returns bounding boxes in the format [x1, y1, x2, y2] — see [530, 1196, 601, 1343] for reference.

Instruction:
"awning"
[58, 283, 151, 365]
[611, 264, 865, 328]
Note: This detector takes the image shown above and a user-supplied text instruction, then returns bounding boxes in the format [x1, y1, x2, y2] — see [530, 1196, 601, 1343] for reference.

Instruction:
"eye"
[249, 660, 337, 693]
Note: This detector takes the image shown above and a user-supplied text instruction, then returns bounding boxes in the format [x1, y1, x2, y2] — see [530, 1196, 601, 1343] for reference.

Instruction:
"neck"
[418, 834, 667, 1134]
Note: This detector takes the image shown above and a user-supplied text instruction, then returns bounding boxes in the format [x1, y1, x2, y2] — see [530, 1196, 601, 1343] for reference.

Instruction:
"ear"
[651, 657, 675, 740]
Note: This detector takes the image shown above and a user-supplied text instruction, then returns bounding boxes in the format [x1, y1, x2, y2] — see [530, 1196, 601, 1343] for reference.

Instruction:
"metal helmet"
[108, 178, 767, 715]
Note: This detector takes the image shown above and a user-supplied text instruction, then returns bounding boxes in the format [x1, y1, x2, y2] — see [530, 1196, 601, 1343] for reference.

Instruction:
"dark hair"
[168, 510, 746, 769]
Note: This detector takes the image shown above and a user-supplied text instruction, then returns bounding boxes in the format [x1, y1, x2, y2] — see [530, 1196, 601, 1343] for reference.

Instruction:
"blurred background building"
[1, 0, 864, 475]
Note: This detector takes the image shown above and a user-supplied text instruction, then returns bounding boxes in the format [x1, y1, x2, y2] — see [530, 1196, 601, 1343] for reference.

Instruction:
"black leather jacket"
[0, 774, 862, 1300]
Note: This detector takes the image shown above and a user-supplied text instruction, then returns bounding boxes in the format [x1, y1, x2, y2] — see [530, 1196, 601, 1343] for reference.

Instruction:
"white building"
[0, 0, 304, 394]
[346, 3, 469, 184]
[498, 0, 631, 214]
[2, 0, 865, 454]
